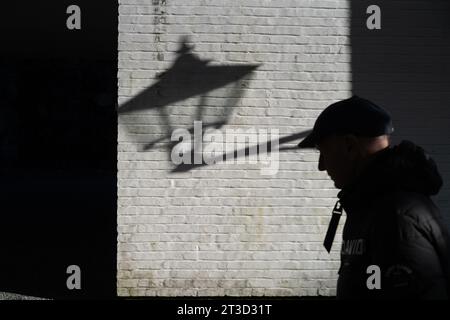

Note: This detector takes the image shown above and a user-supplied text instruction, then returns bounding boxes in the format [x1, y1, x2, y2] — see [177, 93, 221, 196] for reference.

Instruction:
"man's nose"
[318, 153, 326, 171]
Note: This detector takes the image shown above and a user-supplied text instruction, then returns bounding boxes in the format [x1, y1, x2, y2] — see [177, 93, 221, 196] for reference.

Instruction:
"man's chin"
[328, 175, 344, 189]
[333, 180, 343, 189]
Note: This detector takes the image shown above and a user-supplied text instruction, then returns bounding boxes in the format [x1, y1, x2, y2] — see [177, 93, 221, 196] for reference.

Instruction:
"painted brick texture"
[118, 0, 351, 297]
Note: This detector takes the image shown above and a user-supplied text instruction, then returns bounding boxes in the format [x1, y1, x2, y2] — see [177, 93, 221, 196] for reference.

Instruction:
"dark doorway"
[350, 0, 450, 227]
[0, 1, 117, 299]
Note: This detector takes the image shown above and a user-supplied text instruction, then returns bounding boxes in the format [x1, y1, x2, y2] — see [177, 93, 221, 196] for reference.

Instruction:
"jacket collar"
[337, 146, 391, 211]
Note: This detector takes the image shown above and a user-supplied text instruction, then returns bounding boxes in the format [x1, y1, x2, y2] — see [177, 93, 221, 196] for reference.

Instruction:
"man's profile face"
[316, 135, 357, 189]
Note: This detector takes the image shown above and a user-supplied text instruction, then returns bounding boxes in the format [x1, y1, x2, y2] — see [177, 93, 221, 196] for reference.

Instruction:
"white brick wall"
[118, 0, 352, 296]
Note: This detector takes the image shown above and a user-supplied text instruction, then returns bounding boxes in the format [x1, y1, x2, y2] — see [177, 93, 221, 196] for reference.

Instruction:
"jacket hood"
[343, 140, 443, 198]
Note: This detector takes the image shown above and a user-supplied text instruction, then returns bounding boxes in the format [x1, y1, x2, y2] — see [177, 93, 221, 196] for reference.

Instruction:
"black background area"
[351, 0, 450, 226]
[0, 1, 117, 298]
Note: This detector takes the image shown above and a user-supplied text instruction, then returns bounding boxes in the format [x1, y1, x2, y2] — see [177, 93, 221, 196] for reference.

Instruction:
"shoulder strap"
[323, 200, 343, 253]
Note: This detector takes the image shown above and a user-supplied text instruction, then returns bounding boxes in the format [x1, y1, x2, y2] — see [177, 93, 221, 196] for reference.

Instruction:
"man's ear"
[343, 134, 360, 155]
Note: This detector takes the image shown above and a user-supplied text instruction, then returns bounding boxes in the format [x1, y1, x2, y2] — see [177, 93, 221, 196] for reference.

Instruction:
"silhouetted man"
[298, 96, 450, 299]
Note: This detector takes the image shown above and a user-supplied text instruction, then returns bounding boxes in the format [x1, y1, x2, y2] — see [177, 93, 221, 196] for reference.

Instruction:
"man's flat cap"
[298, 96, 394, 148]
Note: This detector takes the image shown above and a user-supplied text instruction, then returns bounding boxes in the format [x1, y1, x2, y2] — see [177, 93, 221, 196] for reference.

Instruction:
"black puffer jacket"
[336, 140, 450, 299]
